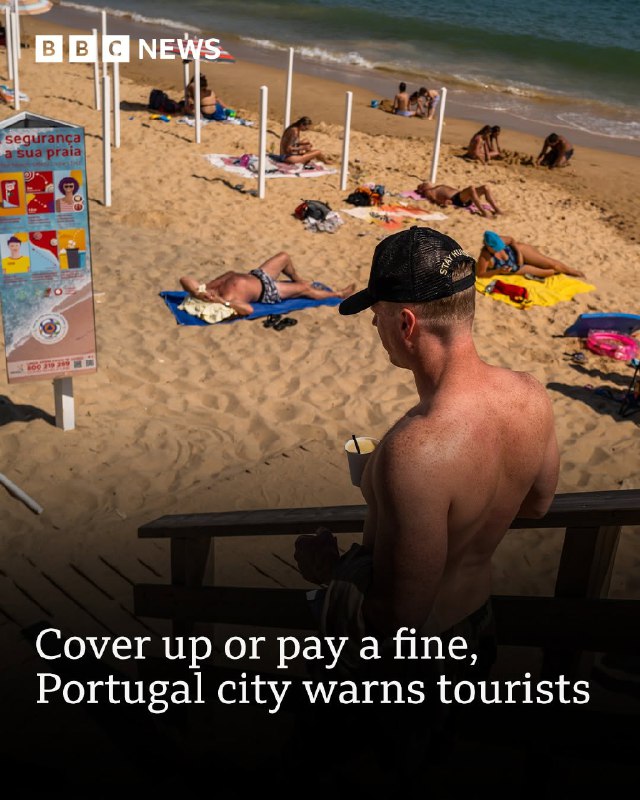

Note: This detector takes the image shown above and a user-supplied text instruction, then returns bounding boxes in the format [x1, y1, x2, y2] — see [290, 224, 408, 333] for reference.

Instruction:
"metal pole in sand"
[5, 7, 13, 81]
[183, 32, 190, 106]
[113, 60, 121, 148]
[340, 90, 353, 192]
[428, 87, 447, 184]
[11, 11, 19, 110]
[194, 56, 201, 144]
[92, 29, 101, 110]
[258, 85, 268, 200]
[284, 47, 293, 130]
[54, 377, 75, 431]
[0, 473, 43, 515]
[102, 73, 111, 206]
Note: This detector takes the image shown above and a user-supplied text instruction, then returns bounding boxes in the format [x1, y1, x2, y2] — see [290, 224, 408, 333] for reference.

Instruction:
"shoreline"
[29, 4, 640, 159]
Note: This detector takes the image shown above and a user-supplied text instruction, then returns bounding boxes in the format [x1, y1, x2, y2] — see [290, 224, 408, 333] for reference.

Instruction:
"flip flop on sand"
[273, 317, 298, 331]
[263, 314, 282, 328]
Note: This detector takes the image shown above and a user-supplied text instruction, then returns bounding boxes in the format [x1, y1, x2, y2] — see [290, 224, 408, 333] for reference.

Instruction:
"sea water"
[58, 0, 640, 145]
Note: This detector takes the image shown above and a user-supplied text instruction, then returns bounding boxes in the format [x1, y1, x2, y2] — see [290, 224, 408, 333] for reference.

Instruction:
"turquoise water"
[59, 0, 640, 142]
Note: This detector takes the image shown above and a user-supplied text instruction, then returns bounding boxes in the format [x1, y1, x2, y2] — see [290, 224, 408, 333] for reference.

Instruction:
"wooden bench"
[134, 490, 640, 677]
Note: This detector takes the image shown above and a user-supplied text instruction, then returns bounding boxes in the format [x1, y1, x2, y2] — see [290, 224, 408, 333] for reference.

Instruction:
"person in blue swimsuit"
[476, 231, 585, 278]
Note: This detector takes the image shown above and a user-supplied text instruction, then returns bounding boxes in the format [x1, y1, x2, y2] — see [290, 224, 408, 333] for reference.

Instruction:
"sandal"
[263, 314, 282, 328]
[273, 317, 298, 331]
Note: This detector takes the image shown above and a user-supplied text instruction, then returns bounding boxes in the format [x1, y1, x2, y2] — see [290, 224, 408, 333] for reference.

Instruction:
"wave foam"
[59, 2, 198, 34]
[241, 37, 374, 69]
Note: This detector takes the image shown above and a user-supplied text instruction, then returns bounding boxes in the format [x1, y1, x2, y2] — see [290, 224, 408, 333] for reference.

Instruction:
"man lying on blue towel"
[180, 251, 355, 318]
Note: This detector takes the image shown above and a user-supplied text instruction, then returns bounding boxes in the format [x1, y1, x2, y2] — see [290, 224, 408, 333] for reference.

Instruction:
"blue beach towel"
[160, 289, 341, 326]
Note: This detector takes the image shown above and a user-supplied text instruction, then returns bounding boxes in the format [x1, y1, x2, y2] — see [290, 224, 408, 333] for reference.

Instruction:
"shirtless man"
[536, 133, 574, 168]
[416, 180, 502, 216]
[180, 251, 355, 316]
[279, 117, 329, 165]
[392, 82, 414, 117]
[295, 226, 558, 647]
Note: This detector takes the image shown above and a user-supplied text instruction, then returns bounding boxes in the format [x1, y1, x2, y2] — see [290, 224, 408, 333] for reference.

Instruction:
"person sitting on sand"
[185, 74, 228, 120]
[416, 181, 502, 217]
[488, 126, 503, 159]
[180, 251, 355, 317]
[392, 82, 414, 117]
[477, 231, 585, 278]
[279, 117, 328, 165]
[536, 133, 574, 168]
[418, 87, 440, 120]
[409, 91, 422, 117]
[465, 125, 496, 163]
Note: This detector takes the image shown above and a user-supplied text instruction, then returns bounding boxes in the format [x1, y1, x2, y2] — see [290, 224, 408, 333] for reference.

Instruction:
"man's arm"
[517, 393, 559, 519]
[362, 436, 450, 637]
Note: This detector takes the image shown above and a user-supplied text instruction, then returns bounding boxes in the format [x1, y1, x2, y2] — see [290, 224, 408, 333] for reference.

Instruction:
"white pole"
[258, 85, 268, 200]
[340, 91, 353, 192]
[183, 31, 190, 106]
[194, 57, 201, 144]
[113, 60, 120, 148]
[11, 11, 19, 110]
[0, 473, 43, 514]
[284, 47, 293, 130]
[101, 8, 108, 80]
[54, 377, 75, 432]
[428, 87, 447, 185]
[12, 0, 20, 59]
[5, 7, 13, 81]
[102, 73, 111, 206]
[92, 28, 101, 110]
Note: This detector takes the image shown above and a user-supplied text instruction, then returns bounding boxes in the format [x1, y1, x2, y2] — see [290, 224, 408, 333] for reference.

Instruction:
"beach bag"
[149, 88, 168, 111]
[294, 199, 331, 221]
[346, 190, 372, 207]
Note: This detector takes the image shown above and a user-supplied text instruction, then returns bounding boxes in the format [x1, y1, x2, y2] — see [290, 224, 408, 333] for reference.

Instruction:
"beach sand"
[0, 18, 639, 783]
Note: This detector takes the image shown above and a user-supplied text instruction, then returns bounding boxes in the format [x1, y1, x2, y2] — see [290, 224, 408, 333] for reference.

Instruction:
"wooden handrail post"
[170, 538, 212, 637]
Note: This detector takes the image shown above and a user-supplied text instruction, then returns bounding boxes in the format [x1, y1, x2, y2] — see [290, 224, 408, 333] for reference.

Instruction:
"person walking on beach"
[180, 251, 355, 316]
[279, 117, 329, 164]
[416, 180, 502, 216]
[293, 227, 559, 782]
[393, 82, 414, 116]
[536, 133, 574, 168]
[477, 230, 585, 277]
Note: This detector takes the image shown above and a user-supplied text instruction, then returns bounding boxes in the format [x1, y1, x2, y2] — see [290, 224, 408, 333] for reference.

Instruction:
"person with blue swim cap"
[476, 230, 585, 278]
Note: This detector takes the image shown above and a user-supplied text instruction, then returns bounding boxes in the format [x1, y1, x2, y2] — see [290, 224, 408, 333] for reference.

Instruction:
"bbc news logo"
[35, 35, 223, 63]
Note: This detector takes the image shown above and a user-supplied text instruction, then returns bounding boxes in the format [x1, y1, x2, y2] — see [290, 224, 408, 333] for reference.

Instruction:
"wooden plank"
[138, 491, 640, 540]
[554, 526, 622, 599]
[134, 585, 640, 654]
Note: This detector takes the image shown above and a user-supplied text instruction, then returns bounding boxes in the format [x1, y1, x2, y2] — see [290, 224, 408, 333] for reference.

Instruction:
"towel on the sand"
[476, 274, 595, 309]
[204, 153, 337, 179]
[161, 288, 341, 325]
[0, 85, 29, 103]
[342, 204, 447, 231]
[177, 115, 254, 127]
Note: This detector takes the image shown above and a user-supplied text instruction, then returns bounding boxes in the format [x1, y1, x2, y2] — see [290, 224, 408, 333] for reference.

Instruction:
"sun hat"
[339, 226, 475, 316]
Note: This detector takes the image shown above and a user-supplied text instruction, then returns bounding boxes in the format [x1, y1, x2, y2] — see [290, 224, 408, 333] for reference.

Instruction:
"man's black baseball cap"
[339, 226, 476, 315]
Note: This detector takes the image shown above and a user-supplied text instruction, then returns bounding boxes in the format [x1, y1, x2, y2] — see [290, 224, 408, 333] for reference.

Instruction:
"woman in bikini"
[477, 231, 585, 278]
[279, 117, 329, 165]
[185, 75, 227, 120]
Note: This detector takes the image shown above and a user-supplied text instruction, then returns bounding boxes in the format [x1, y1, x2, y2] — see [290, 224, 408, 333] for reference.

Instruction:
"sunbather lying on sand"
[180, 251, 355, 316]
[477, 231, 586, 278]
[416, 181, 502, 217]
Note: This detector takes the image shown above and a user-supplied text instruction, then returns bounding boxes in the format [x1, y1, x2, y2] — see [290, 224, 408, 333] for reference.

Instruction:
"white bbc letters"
[102, 35, 130, 63]
[68, 34, 98, 63]
[35, 35, 64, 63]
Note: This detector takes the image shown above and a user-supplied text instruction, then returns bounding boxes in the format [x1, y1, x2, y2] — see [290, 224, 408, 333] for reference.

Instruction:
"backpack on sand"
[294, 199, 332, 221]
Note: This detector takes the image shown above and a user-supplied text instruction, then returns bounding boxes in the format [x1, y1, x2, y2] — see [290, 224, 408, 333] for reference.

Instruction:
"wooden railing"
[134, 490, 640, 677]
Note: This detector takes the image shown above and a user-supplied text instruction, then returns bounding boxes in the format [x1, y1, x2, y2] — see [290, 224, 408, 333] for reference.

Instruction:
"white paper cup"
[344, 436, 379, 487]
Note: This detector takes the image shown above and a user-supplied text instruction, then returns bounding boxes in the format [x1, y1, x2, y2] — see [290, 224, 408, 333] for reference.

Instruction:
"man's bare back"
[360, 362, 557, 633]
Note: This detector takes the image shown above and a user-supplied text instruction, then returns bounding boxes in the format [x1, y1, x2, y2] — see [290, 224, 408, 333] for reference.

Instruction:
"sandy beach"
[0, 10, 639, 784]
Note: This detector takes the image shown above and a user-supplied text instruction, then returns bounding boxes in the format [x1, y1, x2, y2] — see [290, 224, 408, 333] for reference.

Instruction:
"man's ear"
[400, 308, 418, 340]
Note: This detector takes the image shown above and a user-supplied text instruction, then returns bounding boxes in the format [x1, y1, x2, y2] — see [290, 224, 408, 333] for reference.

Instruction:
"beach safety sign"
[0, 113, 97, 384]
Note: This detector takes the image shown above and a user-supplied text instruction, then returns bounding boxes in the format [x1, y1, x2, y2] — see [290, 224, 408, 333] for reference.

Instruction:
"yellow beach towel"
[475, 274, 595, 309]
